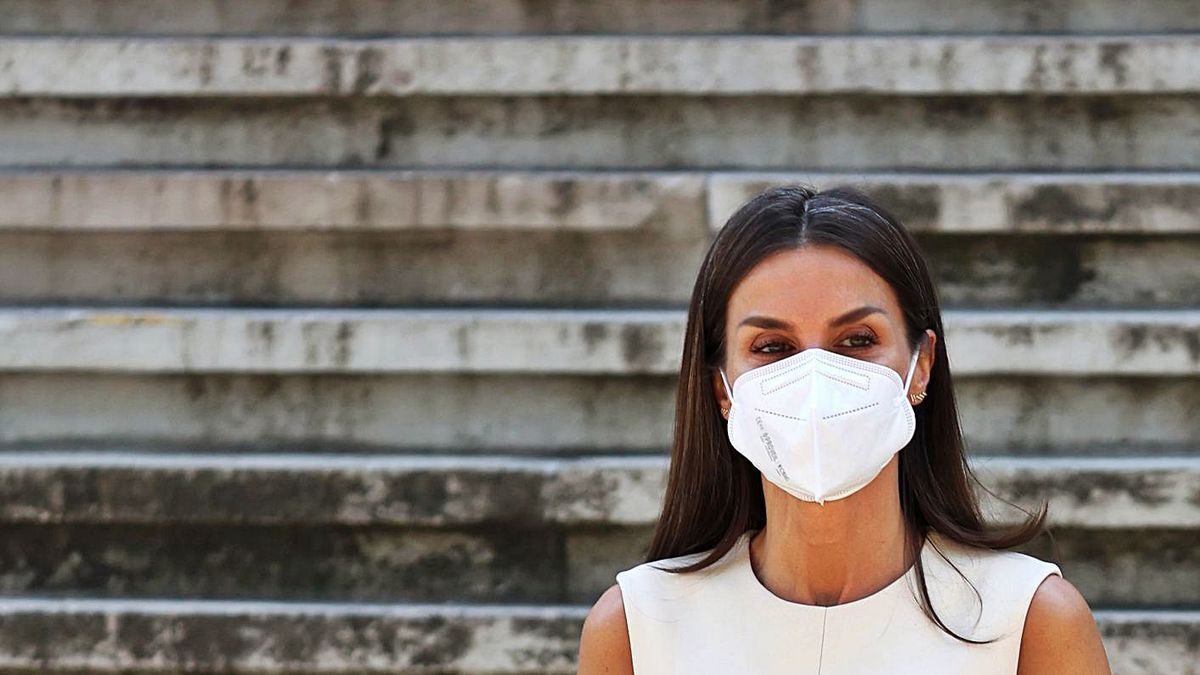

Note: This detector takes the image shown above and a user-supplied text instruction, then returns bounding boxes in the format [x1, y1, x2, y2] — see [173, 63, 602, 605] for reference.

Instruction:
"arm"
[1017, 574, 1112, 675]
[578, 583, 636, 675]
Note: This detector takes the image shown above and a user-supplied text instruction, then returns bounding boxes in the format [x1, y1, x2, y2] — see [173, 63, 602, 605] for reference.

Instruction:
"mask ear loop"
[902, 342, 921, 393]
[719, 368, 733, 404]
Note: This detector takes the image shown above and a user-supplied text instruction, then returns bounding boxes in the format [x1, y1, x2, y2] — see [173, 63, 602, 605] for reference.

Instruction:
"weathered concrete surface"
[1016, 528, 1200, 609]
[0, 373, 1195, 453]
[0, 522, 570, 603]
[2, 36, 1199, 96]
[2, 230, 1197, 307]
[0, 599, 1187, 673]
[0, 521, 1190, 608]
[6, 96, 1200, 171]
[1099, 611, 1200, 675]
[3, 170, 1199, 235]
[709, 172, 1200, 234]
[573, 525, 1200, 609]
[0, 598, 581, 672]
[0, 307, 1196, 375]
[1, 0, 1195, 35]
[0, 452, 1193, 529]
[0, 171, 702, 232]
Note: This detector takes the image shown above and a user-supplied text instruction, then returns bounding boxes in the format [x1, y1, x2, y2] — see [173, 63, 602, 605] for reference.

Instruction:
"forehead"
[727, 245, 902, 323]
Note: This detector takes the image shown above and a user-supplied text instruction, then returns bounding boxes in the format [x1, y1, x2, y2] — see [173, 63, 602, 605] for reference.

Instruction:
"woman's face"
[714, 244, 936, 412]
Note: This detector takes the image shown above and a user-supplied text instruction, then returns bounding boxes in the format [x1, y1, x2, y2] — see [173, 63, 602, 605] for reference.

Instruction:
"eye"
[751, 339, 792, 355]
[749, 330, 877, 355]
[840, 331, 878, 349]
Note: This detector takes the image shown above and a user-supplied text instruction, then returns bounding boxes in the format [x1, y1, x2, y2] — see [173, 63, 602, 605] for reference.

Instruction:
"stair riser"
[0, 523, 566, 604]
[4, 96, 1200, 169]
[2, 0, 1195, 35]
[577, 527, 1200, 608]
[0, 374, 1196, 452]
[0, 602, 1187, 674]
[0, 232, 1197, 306]
[0, 524, 1190, 608]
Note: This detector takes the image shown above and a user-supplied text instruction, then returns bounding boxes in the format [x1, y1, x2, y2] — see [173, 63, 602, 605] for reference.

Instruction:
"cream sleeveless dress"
[614, 528, 1062, 674]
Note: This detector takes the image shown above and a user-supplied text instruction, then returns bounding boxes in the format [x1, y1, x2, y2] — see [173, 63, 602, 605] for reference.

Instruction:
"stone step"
[1, 372, 1196, 454]
[0, 452, 1192, 608]
[2, 34, 1200, 97]
[0, 452, 1193, 529]
[0, 170, 696, 233]
[3, 36, 1198, 98]
[0, 307, 1196, 376]
[4, 228, 1199, 307]
[0, 521, 1190, 608]
[5, 236, 1200, 308]
[1, 171, 1198, 307]
[5, 96, 1200, 171]
[2, 170, 1199, 235]
[0, 598, 1188, 673]
[2, 0, 1196, 35]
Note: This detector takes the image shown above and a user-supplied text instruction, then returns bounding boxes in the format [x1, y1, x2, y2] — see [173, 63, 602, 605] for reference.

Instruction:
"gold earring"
[720, 406, 730, 417]
[909, 391, 927, 404]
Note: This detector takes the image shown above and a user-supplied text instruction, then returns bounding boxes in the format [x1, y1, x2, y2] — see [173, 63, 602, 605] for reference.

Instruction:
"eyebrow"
[736, 305, 888, 331]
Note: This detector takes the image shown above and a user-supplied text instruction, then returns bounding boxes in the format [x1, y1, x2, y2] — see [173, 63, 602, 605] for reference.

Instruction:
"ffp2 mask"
[719, 344, 922, 505]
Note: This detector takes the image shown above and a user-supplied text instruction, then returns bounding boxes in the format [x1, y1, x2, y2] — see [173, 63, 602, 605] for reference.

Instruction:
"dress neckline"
[735, 528, 930, 614]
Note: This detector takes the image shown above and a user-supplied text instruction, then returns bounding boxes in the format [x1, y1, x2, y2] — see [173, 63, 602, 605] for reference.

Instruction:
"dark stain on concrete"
[792, 43, 820, 83]
[247, 320, 276, 357]
[333, 321, 355, 367]
[620, 323, 664, 371]
[582, 322, 608, 353]
[1012, 184, 1119, 229]
[544, 470, 619, 521]
[182, 375, 208, 402]
[274, 45, 292, 76]
[320, 46, 343, 93]
[373, 111, 415, 160]
[1099, 43, 1130, 88]
[867, 184, 940, 228]
[551, 179, 579, 217]
[1117, 324, 1149, 356]
[989, 323, 1035, 347]
[1005, 469, 1173, 507]
[1114, 323, 1200, 365]
[238, 178, 259, 209]
[405, 615, 474, 665]
[197, 43, 216, 86]
[920, 235, 1095, 305]
[352, 47, 383, 94]
[1027, 43, 1048, 89]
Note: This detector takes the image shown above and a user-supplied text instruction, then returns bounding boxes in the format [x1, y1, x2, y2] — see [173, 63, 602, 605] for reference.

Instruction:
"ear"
[909, 329, 937, 402]
[712, 367, 731, 418]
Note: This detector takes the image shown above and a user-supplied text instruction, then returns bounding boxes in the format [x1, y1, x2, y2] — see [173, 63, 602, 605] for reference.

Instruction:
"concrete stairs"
[0, 1, 1197, 673]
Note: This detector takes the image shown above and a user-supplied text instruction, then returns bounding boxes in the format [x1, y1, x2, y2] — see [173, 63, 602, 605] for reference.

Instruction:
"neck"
[748, 456, 915, 606]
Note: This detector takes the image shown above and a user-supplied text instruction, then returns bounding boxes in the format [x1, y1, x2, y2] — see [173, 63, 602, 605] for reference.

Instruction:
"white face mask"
[719, 344, 922, 505]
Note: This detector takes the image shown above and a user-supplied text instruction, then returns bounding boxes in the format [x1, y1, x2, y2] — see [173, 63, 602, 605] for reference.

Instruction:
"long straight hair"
[644, 184, 1048, 643]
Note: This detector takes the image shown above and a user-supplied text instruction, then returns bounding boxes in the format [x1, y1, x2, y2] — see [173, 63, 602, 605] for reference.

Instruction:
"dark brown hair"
[644, 184, 1048, 643]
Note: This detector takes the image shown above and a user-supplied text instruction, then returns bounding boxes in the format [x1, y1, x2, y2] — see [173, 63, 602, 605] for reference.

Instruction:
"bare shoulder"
[577, 582, 635, 675]
[1017, 574, 1111, 675]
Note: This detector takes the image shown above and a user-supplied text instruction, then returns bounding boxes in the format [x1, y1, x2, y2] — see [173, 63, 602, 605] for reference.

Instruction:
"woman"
[578, 185, 1111, 674]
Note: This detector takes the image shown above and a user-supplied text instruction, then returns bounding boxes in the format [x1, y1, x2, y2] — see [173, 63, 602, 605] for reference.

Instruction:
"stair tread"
[0, 450, 1194, 528]
[0, 306, 1197, 375]
[2, 169, 1200, 233]
[0, 597, 1190, 673]
[2, 35, 1199, 96]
